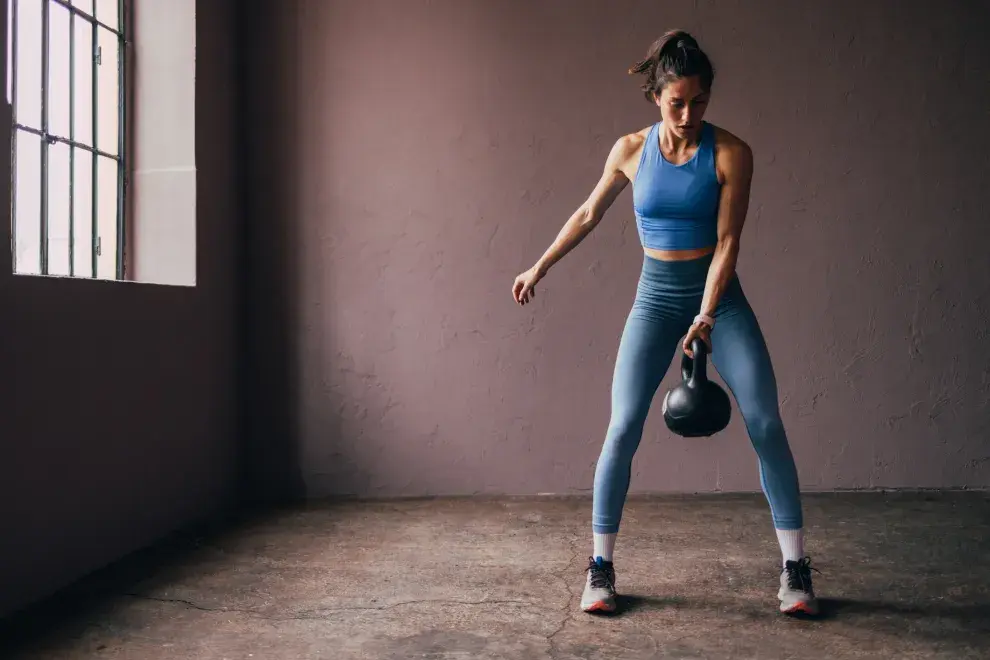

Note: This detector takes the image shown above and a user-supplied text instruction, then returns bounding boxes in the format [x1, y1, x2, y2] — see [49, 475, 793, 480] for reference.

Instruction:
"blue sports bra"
[632, 121, 721, 251]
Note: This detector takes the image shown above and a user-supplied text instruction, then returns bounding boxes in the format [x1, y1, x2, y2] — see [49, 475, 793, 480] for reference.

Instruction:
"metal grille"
[8, 0, 126, 278]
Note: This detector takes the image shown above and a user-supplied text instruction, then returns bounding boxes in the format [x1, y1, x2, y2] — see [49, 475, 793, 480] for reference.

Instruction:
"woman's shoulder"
[613, 124, 656, 156]
[706, 123, 753, 183]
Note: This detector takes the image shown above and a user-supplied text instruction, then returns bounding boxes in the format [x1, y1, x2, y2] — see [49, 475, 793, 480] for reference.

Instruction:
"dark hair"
[628, 30, 715, 102]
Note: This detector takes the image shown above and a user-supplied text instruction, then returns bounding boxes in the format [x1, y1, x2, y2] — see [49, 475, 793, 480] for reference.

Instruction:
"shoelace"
[586, 557, 615, 590]
[784, 557, 821, 591]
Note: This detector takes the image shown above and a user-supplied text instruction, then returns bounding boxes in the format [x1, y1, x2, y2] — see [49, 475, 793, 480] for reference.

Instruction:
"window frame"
[8, 0, 129, 279]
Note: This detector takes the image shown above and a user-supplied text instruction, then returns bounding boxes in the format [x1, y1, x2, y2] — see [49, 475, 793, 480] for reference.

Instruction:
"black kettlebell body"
[662, 338, 732, 437]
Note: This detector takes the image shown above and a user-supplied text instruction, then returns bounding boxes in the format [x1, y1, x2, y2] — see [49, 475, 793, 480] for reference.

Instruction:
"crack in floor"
[547, 530, 584, 660]
[123, 593, 536, 621]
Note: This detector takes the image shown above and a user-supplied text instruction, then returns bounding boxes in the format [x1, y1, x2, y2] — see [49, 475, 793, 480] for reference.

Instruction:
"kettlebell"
[662, 338, 732, 437]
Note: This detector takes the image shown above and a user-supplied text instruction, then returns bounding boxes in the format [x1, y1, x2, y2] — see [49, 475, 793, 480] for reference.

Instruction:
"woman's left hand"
[682, 321, 712, 358]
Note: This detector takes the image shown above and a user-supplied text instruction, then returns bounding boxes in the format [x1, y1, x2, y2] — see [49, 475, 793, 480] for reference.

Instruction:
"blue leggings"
[592, 253, 803, 534]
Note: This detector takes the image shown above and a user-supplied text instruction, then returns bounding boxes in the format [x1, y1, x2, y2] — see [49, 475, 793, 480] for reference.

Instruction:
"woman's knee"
[600, 410, 647, 460]
[744, 410, 786, 450]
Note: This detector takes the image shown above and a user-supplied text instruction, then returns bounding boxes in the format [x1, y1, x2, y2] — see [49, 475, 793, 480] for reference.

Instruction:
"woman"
[511, 30, 819, 616]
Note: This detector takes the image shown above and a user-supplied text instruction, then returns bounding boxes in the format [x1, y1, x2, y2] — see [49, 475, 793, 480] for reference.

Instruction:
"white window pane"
[95, 154, 117, 279]
[73, 150, 94, 277]
[48, 2, 71, 139]
[6, 0, 12, 104]
[96, 26, 117, 155]
[14, 0, 43, 129]
[14, 130, 42, 275]
[95, 0, 117, 31]
[47, 141, 71, 276]
[72, 15, 92, 146]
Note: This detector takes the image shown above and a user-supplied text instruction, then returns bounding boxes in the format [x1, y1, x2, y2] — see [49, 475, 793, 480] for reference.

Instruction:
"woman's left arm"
[683, 133, 754, 356]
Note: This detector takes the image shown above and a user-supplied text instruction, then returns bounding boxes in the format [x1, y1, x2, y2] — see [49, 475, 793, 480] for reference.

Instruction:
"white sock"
[776, 528, 805, 566]
[593, 533, 616, 562]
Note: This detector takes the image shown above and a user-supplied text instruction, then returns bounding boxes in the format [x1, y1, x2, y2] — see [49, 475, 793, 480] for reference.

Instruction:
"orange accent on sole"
[781, 601, 817, 615]
[583, 600, 616, 613]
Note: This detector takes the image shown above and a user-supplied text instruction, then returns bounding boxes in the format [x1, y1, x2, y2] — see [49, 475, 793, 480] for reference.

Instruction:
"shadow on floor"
[816, 597, 990, 631]
[0, 510, 255, 655]
[614, 594, 687, 613]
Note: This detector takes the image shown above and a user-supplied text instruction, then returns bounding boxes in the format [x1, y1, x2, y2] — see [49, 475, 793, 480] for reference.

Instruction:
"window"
[6, 0, 126, 279]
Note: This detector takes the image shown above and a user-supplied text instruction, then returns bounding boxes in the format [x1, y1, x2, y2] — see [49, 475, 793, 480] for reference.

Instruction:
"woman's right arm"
[513, 135, 635, 305]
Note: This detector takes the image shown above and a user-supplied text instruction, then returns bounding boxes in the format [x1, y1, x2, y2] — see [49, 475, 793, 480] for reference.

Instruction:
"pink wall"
[0, 0, 239, 617]
[241, 0, 990, 500]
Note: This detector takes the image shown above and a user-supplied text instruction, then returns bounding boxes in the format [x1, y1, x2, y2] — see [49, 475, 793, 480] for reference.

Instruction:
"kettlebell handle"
[680, 338, 709, 385]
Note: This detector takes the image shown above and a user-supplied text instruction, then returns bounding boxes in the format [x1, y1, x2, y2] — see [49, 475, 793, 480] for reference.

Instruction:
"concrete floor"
[2, 491, 989, 659]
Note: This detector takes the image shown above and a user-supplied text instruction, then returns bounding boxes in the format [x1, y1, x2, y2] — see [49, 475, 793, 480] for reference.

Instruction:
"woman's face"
[655, 76, 710, 140]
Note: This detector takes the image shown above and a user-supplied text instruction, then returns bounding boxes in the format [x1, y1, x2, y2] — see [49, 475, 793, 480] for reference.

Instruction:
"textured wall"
[241, 0, 990, 501]
[0, 0, 239, 616]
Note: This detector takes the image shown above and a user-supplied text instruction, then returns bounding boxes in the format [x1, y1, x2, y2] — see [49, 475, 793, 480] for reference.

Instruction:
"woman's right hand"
[512, 265, 544, 305]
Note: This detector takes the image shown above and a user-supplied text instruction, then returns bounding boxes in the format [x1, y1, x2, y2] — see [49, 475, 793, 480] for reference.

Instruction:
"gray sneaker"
[580, 556, 617, 613]
[778, 557, 820, 615]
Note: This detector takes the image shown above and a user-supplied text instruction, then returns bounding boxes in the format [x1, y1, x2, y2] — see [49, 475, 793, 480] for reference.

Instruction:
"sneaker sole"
[581, 599, 616, 613]
[780, 600, 818, 615]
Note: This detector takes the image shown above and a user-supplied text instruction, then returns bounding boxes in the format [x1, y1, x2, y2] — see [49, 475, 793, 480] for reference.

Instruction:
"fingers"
[512, 278, 536, 305]
[691, 336, 711, 356]
[700, 328, 712, 352]
[683, 330, 706, 357]
[682, 323, 713, 358]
